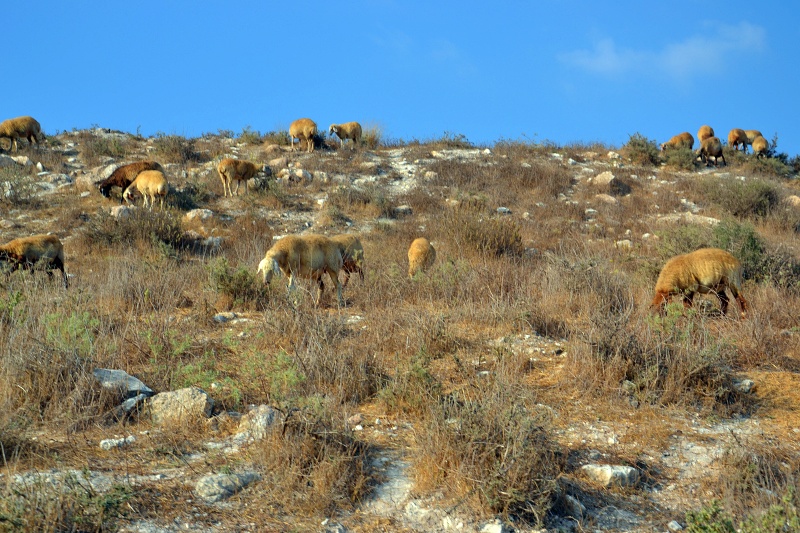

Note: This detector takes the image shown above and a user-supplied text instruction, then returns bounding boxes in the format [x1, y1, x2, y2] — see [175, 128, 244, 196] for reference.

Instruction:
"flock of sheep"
[0, 115, 753, 317]
[660, 124, 768, 167]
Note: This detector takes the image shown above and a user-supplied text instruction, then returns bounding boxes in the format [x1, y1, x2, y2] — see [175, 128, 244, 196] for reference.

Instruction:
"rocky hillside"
[0, 129, 799, 532]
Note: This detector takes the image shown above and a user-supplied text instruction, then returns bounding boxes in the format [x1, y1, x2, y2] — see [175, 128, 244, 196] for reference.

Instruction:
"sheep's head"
[329, 125, 337, 135]
[98, 183, 112, 198]
[257, 255, 280, 284]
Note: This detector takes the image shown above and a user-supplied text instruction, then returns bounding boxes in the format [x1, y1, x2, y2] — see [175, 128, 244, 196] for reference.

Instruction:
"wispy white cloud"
[558, 22, 766, 81]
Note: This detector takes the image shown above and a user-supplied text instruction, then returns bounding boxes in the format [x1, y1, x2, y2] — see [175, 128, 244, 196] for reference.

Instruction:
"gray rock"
[393, 205, 413, 216]
[581, 464, 639, 487]
[99, 435, 135, 450]
[0, 154, 18, 168]
[496, 207, 512, 215]
[110, 205, 135, 219]
[93, 368, 154, 399]
[148, 387, 214, 426]
[237, 405, 279, 441]
[733, 378, 755, 394]
[213, 312, 237, 323]
[184, 208, 214, 222]
[668, 520, 684, 531]
[195, 472, 260, 503]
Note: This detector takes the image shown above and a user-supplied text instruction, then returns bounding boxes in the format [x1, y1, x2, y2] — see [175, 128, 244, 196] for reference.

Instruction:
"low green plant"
[663, 146, 697, 170]
[624, 133, 660, 166]
[151, 132, 196, 164]
[207, 257, 269, 308]
[238, 125, 262, 144]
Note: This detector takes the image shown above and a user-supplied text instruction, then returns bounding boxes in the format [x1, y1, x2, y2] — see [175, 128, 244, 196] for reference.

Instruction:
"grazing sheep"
[752, 135, 769, 158]
[651, 248, 746, 317]
[697, 125, 715, 143]
[97, 161, 164, 202]
[328, 122, 362, 149]
[744, 129, 764, 145]
[0, 116, 44, 152]
[329, 234, 365, 287]
[123, 170, 168, 210]
[0, 234, 68, 288]
[660, 132, 694, 152]
[408, 238, 436, 278]
[697, 136, 726, 167]
[257, 234, 345, 306]
[217, 158, 267, 197]
[727, 128, 748, 152]
[289, 118, 318, 153]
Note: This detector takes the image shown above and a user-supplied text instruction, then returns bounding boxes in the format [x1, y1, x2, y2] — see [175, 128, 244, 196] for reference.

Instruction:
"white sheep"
[660, 132, 694, 152]
[289, 118, 318, 153]
[408, 238, 436, 278]
[257, 234, 345, 306]
[697, 125, 715, 143]
[697, 136, 726, 167]
[328, 122, 362, 149]
[727, 128, 748, 152]
[0, 234, 68, 288]
[651, 248, 746, 317]
[751, 135, 769, 158]
[123, 170, 168, 210]
[329, 234, 364, 287]
[0, 116, 44, 152]
[217, 158, 267, 197]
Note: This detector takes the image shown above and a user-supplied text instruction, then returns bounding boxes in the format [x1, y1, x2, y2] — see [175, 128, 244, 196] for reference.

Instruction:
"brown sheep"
[697, 125, 715, 143]
[752, 135, 769, 158]
[257, 234, 345, 306]
[123, 170, 168, 210]
[697, 136, 726, 167]
[289, 118, 318, 153]
[408, 237, 436, 278]
[727, 128, 748, 152]
[0, 234, 68, 288]
[651, 248, 746, 318]
[329, 234, 365, 287]
[328, 122, 363, 149]
[217, 158, 267, 197]
[660, 132, 694, 152]
[0, 116, 44, 152]
[97, 161, 164, 202]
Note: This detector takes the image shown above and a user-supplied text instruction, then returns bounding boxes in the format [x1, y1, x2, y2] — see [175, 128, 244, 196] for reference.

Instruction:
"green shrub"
[82, 208, 186, 251]
[663, 147, 697, 170]
[238, 125, 262, 145]
[694, 176, 781, 218]
[151, 132, 197, 164]
[208, 257, 269, 308]
[624, 133, 660, 166]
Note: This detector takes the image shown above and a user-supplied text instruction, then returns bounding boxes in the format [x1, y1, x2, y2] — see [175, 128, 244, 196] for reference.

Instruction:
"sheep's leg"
[682, 293, 694, 308]
[233, 180, 240, 195]
[53, 257, 68, 289]
[328, 269, 344, 307]
[717, 290, 730, 315]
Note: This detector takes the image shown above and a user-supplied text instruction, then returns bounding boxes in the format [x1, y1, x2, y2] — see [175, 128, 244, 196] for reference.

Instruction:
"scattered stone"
[184, 208, 214, 222]
[480, 518, 509, 533]
[195, 472, 261, 503]
[100, 435, 135, 450]
[109, 205, 135, 219]
[393, 205, 413, 216]
[668, 520, 684, 531]
[785, 195, 800, 208]
[733, 378, 755, 394]
[496, 207, 512, 215]
[213, 312, 237, 323]
[595, 193, 618, 204]
[582, 464, 639, 487]
[236, 404, 279, 441]
[563, 494, 585, 519]
[93, 368, 154, 399]
[614, 239, 632, 249]
[148, 387, 214, 426]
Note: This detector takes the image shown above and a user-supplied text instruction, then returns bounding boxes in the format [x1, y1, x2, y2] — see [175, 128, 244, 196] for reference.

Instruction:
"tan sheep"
[257, 234, 345, 306]
[751, 135, 769, 158]
[328, 122, 362, 149]
[727, 128, 748, 152]
[0, 116, 44, 152]
[0, 234, 68, 288]
[651, 248, 746, 317]
[289, 118, 318, 153]
[697, 136, 726, 167]
[329, 234, 365, 287]
[660, 132, 694, 152]
[696, 125, 715, 143]
[408, 237, 436, 278]
[123, 170, 168, 210]
[217, 158, 267, 197]
[744, 129, 763, 145]
[97, 160, 164, 202]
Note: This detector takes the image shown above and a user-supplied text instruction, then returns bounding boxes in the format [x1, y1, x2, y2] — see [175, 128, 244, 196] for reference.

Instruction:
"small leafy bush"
[623, 133, 660, 166]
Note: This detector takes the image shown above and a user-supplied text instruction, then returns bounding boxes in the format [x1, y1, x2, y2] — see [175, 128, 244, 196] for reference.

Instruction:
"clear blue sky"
[7, 2, 800, 156]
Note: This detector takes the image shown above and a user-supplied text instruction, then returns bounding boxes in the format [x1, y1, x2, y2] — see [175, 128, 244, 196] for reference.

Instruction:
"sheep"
[289, 118, 318, 153]
[745, 129, 764, 145]
[257, 234, 345, 306]
[651, 248, 747, 318]
[697, 136, 726, 167]
[697, 125, 715, 143]
[752, 135, 769, 158]
[660, 132, 694, 152]
[328, 122, 362, 149]
[97, 161, 164, 202]
[727, 128, 748, 152]
[123, 170, 168, 210]
[329, 234, 365, 288]
[0, 234, 68, 288]
[217, 158, 267, 197]
[0, 116, 44, 152]
[408, 237, 436, 278]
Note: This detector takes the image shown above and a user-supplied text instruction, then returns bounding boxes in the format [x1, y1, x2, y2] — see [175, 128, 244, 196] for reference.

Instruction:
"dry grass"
[1, 130, 799, 529]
